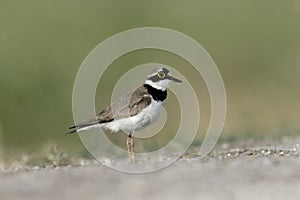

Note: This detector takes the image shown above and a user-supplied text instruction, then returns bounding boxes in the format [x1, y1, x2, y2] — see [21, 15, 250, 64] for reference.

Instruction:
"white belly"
[103, 100, 163, 134]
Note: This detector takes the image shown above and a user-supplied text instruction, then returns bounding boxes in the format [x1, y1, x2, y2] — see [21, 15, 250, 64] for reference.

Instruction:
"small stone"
[32, 166, 40, 170]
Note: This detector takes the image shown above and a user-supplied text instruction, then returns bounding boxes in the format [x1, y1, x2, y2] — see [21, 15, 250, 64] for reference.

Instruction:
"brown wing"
[69, 85, 151, 132]
[97, 85, 151, 122]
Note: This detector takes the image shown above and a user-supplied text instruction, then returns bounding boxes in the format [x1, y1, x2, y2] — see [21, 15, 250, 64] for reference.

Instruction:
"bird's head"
[145, 68, 182, 90]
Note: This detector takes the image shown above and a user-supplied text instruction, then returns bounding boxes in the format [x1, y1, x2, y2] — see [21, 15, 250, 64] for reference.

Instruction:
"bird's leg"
[126, 132, 135, 163]
[126, 134, 132, 161]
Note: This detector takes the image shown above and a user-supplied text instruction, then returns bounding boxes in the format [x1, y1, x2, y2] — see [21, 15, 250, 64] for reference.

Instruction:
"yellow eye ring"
[158, 72, 166, 78]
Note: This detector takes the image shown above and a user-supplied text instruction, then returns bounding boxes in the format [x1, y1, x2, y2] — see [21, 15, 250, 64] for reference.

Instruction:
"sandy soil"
[0, 138, 299, 200]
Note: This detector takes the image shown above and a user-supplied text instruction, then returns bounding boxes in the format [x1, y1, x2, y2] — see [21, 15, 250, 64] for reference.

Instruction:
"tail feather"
[67, 128, 78, 135]
[69, 125, 76, 129]
[67, 120, 102, 135]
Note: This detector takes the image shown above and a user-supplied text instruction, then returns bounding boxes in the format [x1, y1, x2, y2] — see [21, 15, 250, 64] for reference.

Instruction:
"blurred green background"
[0, 0, 299, 157]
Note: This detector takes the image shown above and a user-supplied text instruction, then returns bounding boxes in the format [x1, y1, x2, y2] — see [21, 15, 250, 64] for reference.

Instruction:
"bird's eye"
[157, 72, 166, 78]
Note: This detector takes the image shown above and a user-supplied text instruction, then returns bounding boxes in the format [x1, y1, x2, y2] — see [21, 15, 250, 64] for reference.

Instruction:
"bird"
[68, 67, 182, 162]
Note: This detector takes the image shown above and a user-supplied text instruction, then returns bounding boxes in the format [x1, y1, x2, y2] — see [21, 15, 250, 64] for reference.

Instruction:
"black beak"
[169, 76, 182, 83]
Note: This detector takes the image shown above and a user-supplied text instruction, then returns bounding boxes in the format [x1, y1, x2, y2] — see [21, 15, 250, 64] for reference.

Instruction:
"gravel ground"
[0, 137, 299, 200]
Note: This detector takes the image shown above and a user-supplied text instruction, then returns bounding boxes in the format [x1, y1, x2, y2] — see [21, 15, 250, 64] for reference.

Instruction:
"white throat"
[145, 79, 171, 91]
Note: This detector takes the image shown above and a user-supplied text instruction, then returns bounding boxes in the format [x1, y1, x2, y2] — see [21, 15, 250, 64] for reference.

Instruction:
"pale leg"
[126, 132, 135, 163]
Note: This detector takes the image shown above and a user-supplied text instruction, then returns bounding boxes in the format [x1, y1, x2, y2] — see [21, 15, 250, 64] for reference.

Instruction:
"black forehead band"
[162, 68, 169, 73]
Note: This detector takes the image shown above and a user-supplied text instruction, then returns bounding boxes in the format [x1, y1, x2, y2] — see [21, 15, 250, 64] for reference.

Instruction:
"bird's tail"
[67, 119, 102, 135]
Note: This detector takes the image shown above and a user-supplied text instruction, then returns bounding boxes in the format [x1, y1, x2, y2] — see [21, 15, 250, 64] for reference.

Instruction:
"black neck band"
[144, 84, 167, 101]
